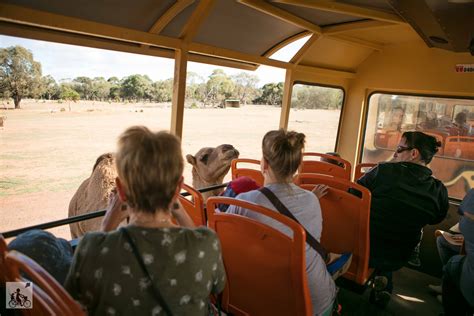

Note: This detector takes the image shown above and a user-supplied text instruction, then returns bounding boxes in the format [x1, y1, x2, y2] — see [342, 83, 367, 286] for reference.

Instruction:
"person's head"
[415, 110, 427, 123]
[261, 129, 305, 182]
[8, 229, 73, 284]
[392, 131, 441, 165]
[391, 107, 404, 123]
[321, 152, 344, 168]
[455, 112, 467, 125]
[115, 126, 184, 214]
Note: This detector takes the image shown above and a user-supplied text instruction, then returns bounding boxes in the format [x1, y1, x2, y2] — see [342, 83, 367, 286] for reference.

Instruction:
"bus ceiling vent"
[389, 0, 474, 53]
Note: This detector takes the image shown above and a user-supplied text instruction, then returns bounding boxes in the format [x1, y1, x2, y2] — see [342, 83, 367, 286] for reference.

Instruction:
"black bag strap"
[120, 227, 173, 316]
[259, 187, 329, 262]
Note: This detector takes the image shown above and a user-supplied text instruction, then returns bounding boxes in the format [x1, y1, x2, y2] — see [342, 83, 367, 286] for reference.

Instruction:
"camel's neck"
[191, 168, 225, 201]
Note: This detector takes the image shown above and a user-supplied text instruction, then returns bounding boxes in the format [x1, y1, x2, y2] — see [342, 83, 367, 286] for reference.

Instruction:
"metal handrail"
[1, 182, 229, 239]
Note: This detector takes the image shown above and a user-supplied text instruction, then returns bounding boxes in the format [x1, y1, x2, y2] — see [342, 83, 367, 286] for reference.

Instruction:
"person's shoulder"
[183, 227, 221, 251]
[182, 226, 218, 241]
[431, 176, 447, 191]
[374, 161, 407, 175]
[377, 161, 396, 170]
[290, 183, 317, 199]
[79, 231, 109, 245]
[75, 231, 110, 256]
[235, 188, 261, 202]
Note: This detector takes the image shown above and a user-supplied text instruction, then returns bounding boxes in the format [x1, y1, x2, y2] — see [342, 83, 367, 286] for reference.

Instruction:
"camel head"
[92, 152, 115, 172]
[186, 144, 239, 196]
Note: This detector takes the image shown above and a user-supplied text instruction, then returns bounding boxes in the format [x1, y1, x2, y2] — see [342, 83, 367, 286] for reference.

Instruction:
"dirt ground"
[0, 100, 340, 240]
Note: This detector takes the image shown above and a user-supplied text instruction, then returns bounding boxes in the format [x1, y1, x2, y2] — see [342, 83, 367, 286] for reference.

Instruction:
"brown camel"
[186, 144, 240, 201]
[69, 144, 239, 237]
[68, 153, 117, 239]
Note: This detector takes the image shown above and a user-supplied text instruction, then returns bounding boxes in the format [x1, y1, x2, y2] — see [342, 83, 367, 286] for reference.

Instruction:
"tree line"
[1, 45, 342, 110]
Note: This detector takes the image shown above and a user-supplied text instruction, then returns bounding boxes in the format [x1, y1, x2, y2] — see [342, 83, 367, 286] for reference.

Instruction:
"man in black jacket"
[358, 131, 449, 306]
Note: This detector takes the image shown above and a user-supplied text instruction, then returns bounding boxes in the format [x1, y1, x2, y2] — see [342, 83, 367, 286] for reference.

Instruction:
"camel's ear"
[186, 154, 196, 166]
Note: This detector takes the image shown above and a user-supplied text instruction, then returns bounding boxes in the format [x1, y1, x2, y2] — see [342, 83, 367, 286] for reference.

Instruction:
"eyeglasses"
[395, 146, 413, 153]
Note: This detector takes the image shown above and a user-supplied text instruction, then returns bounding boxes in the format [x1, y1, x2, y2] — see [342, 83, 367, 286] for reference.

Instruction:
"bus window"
[182, 66, 284, 184]
[288, 84, 344, 153]
[362, 93, 474, 200]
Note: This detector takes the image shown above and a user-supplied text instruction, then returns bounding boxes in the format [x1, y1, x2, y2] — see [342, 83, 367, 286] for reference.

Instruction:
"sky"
[0, 35, 309, 87]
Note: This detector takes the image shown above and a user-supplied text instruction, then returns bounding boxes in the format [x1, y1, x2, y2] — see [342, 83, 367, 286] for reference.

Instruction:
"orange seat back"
[1, 234, 85, 316]
[354, 163, 377, 181]
[297, 175, 372, 285]
[444, 136, 474, 160]
[178, 183, 206, 226]
[206, 197, 312, 316]
[298, 152, 351, 181]
[231, 158, 264, 186]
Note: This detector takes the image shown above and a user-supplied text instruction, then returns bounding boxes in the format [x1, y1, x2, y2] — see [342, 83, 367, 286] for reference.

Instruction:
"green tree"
[121, 74, 153, 101]
[186, 72, 204, 102]
[60, 83, 80, 111]
[0, 46, 42, 109]
[41, 75, 59, 100]
[206, 69, 234, 106]
[107, 76, 121, 101]
[59, 83, 80, 101]
[73, 76, 94, 100]
[151, 79, 173, 102]
[291, 85, 343, 109]
[91, 77, 110, 101]
[254, 82, 283, 106]
[231, 72, 259, 105]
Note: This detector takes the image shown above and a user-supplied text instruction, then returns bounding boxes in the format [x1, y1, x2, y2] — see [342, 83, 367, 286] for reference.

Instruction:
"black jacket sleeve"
[429, 182, 449, 225]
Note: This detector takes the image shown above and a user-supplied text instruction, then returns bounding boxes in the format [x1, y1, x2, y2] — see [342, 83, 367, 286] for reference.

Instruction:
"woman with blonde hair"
[65, 126, 225, 315]
[226, 129, 336, 316]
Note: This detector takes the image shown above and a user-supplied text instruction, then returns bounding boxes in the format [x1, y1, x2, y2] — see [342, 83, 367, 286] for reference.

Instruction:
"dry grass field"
[0, 100, 340, 240]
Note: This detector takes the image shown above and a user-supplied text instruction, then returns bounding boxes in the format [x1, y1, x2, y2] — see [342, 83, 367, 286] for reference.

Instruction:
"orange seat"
[178, 183, 206, 226]
[0, 235, 85, 316]
[444, 136, 474, 160]
[354, 163, 377, 181]
[206, 197, 312, 316]
[231, 158, 264, 186]
[298, 152, 351, 181]
[297, 175, 373, 285]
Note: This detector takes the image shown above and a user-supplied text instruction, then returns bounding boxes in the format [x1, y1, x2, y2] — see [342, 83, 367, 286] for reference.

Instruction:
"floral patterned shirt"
[65, 226, 225, 316]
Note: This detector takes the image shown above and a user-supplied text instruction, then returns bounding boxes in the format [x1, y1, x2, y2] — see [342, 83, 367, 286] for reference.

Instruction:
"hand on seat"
[312, 184, 329, 199]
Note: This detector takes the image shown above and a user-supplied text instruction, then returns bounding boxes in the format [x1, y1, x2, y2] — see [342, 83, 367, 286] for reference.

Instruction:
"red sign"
[455, 64, 474, 73]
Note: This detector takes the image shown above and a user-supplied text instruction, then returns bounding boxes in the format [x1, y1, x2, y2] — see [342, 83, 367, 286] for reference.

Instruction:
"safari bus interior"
[1, 0, 473, 315]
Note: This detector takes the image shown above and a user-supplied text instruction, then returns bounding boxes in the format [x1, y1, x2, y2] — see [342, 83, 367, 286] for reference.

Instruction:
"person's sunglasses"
[395, 146, 413, 154]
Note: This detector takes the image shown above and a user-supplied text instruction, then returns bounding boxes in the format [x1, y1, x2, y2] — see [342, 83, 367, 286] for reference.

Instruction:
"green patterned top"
[65, 226, 225, 316]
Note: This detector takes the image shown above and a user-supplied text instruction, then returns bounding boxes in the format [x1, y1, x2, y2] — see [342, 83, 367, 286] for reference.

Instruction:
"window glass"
[361, 93, 474, 199]
[288, 84, 344, 153]
[0, 37, 173, 239]
[181, 66, 284, 186]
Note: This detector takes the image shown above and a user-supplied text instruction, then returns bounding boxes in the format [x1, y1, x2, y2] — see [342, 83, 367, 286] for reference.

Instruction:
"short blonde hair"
[116, 126, 183, 213]
[262, 129, 305, 182]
